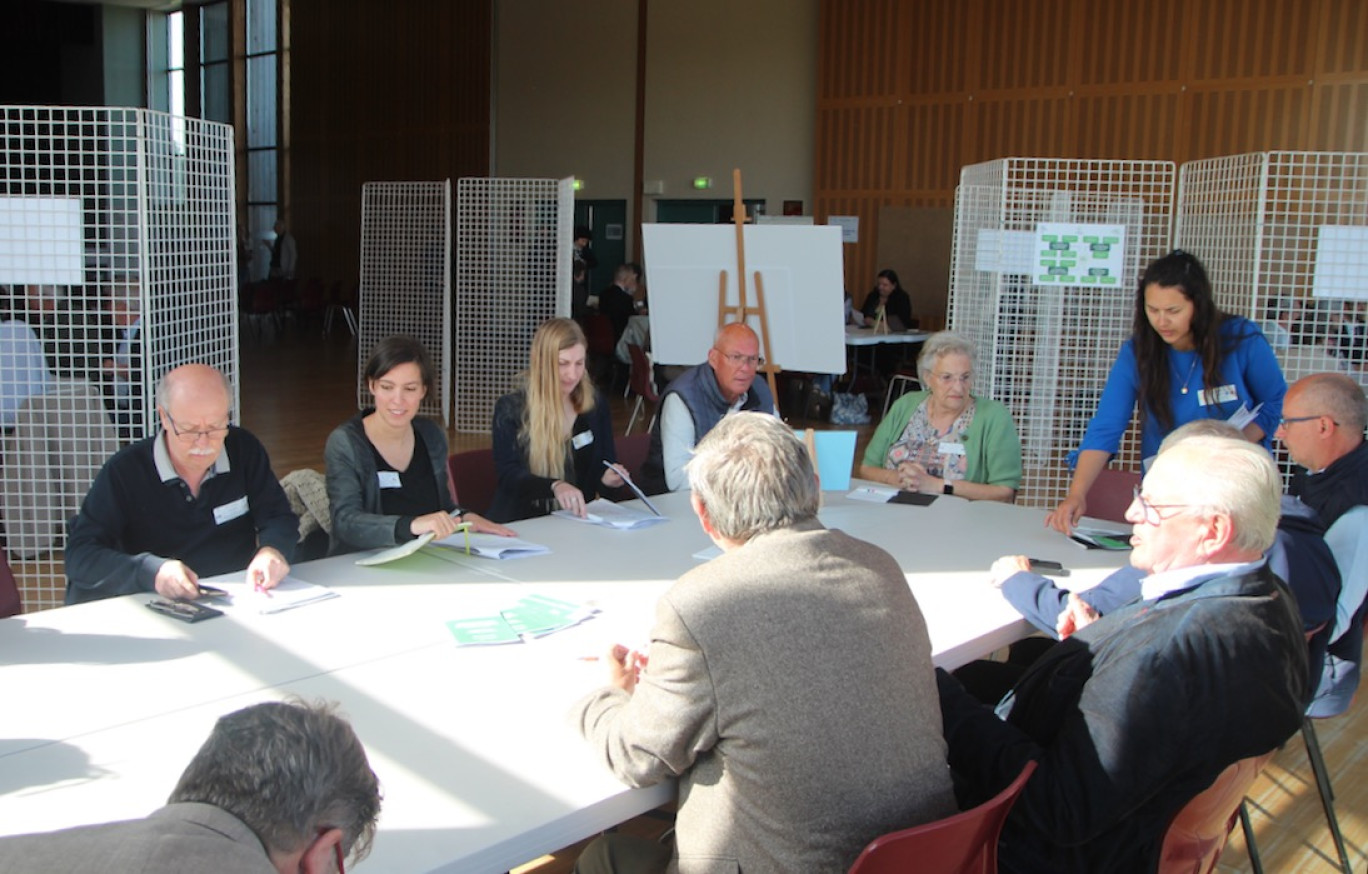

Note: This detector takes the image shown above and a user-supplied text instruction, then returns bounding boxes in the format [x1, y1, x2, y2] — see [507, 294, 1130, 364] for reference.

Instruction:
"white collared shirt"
[1139, 559, 1264, 602]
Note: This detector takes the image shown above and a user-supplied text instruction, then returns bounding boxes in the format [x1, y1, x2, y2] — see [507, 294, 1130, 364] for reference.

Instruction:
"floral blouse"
[884, 398, 977, 483]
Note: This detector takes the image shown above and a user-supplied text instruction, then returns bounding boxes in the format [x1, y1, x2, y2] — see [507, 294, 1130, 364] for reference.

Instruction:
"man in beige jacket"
[573, 412, 955, 873]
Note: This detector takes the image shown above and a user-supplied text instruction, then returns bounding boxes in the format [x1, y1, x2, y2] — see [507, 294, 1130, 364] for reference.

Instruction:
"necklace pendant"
[1181, 385, 1188, 395]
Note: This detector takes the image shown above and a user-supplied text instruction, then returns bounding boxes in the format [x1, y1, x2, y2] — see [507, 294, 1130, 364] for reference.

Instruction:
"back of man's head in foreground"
[687, 412, 819, 544]
[169, 700, 381, 867]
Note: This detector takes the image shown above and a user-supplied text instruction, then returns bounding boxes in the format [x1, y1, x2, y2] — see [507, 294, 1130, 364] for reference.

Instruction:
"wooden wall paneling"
[1072, 93, 1183, 161]
[1189, 0, 1313, 82]
[1075, 0, 1185, 88]
[975, 0, 1073, 93]
[1310, 82, 1368, 152]
[1317, 0, 1368, 76]
[902, 0, 969, 95]
[972, 95, 1073, 164]
[903, 100, 968, 198]
[289, 0, 491, 286]
[1183, 87, 1312, 159]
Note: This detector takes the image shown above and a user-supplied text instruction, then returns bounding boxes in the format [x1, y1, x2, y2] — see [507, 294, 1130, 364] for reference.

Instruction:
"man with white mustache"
[65, 364, 298, 604]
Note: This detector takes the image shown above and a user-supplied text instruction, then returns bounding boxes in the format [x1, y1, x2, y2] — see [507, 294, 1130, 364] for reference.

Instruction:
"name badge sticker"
[213, 496, 249, 525]
[1199, 385, 1239, 407]
[939, 441, 966, 457]
[377, 471, 402, 489]
[571, 430, 594, 450]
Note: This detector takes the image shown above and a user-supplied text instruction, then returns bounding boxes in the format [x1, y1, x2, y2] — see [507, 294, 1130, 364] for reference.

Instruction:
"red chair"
[0, 549, 21, 618]
[626, 343, 660, 434]
[1159, 752, 1275, 874]
[1083, 467, 1142, 525]
[447, 448, 497, 516]
[615, 433, 651, 483]
[847, 759, 1036, 874]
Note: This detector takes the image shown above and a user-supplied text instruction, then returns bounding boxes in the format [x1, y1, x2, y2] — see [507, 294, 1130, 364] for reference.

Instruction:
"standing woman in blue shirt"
[1046, 250, 1286, 533]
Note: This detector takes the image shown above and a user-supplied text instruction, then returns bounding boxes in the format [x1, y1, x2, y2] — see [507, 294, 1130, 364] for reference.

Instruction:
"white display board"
[641, 224, 846, 372]
[0, 196, 84, 285]
[1312, 225, 1368, 300]
[1033, 222, 1127, 286]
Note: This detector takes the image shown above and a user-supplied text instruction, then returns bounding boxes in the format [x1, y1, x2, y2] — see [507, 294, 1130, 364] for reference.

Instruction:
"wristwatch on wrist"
[942, 481, 955, 496]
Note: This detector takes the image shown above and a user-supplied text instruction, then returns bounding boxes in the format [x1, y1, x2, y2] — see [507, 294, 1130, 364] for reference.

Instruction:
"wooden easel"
[716, 168, 782, 411]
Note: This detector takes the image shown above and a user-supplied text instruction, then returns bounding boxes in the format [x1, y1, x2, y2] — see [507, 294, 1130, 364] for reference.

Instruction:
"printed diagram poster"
[1034, 223, 1126, 286]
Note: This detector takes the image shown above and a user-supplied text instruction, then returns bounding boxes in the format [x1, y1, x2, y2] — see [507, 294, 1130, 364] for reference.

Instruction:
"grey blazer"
[324, 412, 455, 554]
[573, 519, 956, 873]
[0, 803, 277, 873]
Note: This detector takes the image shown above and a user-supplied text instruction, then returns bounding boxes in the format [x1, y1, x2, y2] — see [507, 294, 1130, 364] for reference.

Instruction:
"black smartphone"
[147, 598, 223, 623]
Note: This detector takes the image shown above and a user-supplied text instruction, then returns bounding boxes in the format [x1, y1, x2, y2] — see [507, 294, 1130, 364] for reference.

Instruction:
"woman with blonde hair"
[488, 318, 625, 522]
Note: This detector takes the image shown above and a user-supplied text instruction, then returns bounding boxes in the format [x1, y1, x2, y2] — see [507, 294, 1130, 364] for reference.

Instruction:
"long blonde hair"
[522, 318, 596, 479]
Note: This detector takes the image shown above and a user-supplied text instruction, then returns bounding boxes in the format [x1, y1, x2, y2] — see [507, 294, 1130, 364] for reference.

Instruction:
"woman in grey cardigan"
[324, 336, 513, 555]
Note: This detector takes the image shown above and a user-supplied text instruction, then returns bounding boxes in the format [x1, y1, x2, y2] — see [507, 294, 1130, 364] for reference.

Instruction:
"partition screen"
[453, 177, 572, 433]
[357, 180, 452, 423]
[0, 105, 237, 611]
[949, 157, 1175, 510]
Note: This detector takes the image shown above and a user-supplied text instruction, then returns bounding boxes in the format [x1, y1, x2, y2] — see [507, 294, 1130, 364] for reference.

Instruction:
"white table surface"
[0, 485, 1129, 872]
[844, 327, 931, 346]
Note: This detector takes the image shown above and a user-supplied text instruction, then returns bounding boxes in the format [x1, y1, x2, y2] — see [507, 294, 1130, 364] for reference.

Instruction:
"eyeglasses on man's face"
[718, 351, 764, 368]
[161, 408, 231, 442]
[1130, 485, 1200, 526]
[1278, 413, 1336, 428]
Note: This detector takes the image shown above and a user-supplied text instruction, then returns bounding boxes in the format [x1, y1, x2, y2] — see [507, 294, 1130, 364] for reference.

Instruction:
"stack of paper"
[203, 576, 339, 614]
[554, 498, 670, 530]
[354, 531, 436, 566]
[446, 594, 598, 646]
[432, 532, 551, 559]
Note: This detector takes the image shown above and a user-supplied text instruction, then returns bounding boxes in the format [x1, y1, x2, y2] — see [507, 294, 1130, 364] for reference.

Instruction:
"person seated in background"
[99, 282, 144, 440]
[858, 331, 1022, 502]
[0, 700, 381, 873]
[488, 318, 624, 522]
[573, 413, 955, 873]
[1277, 371, 1368, 714]
[961, 420, 1339, 705]
[325, 336, 512, 555]
[0, 289, 51, 430]
[859, 268, 914, 331]
[598, 263, 640, 344]
[1261, 294, 1301, 352]
[937, 434, 1309, 874]
[1280, 371, 1368, 528]
[638, 322, 775, 494]
[64, 363, 298, 604]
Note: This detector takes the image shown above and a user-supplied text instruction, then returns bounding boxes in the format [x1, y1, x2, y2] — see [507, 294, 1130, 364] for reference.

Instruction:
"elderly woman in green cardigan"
[858, 331, 1022, 503]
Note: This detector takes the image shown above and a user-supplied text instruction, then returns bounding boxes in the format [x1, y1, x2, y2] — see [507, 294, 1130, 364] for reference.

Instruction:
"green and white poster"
[1034, 223, 1126, 286]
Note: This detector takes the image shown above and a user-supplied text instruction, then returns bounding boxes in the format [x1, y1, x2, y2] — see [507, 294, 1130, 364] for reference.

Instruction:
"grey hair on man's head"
[686, 412, 819, 543]
[916, 331, 977, 385]
[1297, 372, 1368, 433]
[168, 700, 382, 865]
[1157, 418, 1243, 453]
[1151, 435, 1281, 554]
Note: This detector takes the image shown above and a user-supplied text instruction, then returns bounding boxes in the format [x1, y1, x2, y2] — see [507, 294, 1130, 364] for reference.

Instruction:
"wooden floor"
[240, 328, 1367, 874]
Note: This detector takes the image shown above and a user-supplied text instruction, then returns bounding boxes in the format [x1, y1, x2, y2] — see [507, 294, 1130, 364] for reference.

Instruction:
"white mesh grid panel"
[0, 105, 237, 612]
[948, 158, 1175, 510]
[357, 181, 452, 423]
[1177, 151, 1368, 482]
[453, 177, 573, 434]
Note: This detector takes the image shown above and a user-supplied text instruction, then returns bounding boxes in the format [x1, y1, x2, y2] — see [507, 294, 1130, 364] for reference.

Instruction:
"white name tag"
[213, 496, 249, 525]
[1199, 385, 1238, 407]
[377, 471, 402, 489]
[571, 430, 594, 450]
[938, 441, 966, 457]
